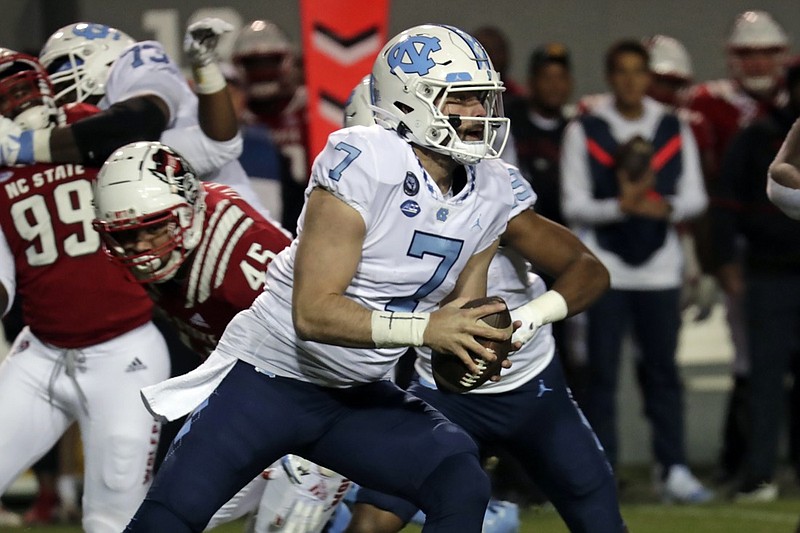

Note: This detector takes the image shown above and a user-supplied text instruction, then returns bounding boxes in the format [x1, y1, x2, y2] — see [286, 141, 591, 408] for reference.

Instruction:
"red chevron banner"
[300, 0, 390, 160]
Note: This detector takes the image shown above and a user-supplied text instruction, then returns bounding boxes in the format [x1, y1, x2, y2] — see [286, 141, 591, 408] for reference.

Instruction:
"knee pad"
[102, 435, 150, 492]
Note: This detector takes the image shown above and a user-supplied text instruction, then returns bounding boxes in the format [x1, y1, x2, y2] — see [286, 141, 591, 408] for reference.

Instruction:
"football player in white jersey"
[0, 19, 269, 215]
[342, 76, 625, 533]
[121, 24, 583, 533]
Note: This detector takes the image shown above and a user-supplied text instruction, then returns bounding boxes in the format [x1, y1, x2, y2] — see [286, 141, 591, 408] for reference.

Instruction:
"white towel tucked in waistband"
[140, 350, 238, 422]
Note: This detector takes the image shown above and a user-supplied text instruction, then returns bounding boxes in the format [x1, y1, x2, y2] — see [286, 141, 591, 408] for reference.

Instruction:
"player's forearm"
[197, 89, 239, 142]
[770, 117, 800, 189]
[548, 252, 610, 316]
[49, 127, 84, 163]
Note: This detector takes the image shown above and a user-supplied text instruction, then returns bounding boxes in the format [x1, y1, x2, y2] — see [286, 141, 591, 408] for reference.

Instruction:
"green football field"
[9, 499, 799, 533]
[7, 466, 799, 533]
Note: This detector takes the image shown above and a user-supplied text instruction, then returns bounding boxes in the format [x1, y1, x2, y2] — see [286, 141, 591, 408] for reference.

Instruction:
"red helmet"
[0, 48, 59, 129]
[232, 19, 301, 116]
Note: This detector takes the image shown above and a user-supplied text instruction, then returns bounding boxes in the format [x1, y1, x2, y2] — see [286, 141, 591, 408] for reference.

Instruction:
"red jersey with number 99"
[0, 162, 153, 348]
[145, 182, 291, 359]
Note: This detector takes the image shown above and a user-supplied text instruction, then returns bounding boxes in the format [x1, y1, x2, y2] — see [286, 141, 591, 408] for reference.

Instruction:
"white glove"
[184, 17, 233, 67]
[0, 117, 24, 166]
[510, 290, 568, 346]
[680, 273, 720, 322]
[510, 305, 542, 346]
[255, 455, 350, 533]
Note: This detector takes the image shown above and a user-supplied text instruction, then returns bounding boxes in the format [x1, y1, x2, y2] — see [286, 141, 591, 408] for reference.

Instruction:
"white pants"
[0, 322, 169, 533]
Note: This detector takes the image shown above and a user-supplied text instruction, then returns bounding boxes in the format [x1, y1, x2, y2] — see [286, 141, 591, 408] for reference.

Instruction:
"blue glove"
[0, 117, 34, 166]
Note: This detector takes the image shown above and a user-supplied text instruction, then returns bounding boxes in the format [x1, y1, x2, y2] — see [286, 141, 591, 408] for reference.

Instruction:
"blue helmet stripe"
[436, 24, 491, 72]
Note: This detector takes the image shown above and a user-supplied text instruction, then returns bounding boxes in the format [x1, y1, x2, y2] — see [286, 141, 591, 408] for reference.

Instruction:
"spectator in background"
[221, 62, 287, 223]
[561, 40, 710, 503]
[473, 26, 526, 99]
[644, 35, 719, 326]
[711, 59, 800, 502]
[473, 26, 523, 167]
[232, 19, 308, 235]
[504, 43, 588, 403]
[507, 44, 573, 227]
[685, 10, 790, 485]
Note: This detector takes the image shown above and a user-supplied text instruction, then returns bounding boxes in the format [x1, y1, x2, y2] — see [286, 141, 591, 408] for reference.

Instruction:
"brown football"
[616, 135, 654, 182]
[431, 296, 513, 393]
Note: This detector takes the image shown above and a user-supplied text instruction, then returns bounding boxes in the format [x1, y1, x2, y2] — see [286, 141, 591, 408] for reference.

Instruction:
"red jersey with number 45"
[0, 162, 153, 348]
[146, 182, 291, 358]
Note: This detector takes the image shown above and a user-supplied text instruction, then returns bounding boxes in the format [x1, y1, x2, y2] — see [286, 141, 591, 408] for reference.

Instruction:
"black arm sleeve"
[69, 95, 169, 166]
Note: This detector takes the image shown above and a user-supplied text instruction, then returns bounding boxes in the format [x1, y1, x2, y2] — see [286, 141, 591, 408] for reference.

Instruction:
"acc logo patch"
[400, 200, 421, 218]
[436, 207, 449, 221]
[403, 172, 419, 196]
[387, 36, 441, 76]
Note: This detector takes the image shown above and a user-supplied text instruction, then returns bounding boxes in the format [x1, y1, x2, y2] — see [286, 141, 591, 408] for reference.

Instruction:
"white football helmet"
[371, 24, 509, 165]
[92, 141, 205, 283]
[344, 75, 375, 128]
[39, 22, 134, 105]
[0, 48, 59, 129]
[646, 35, 693, 81]
[726, 11, 788, 95]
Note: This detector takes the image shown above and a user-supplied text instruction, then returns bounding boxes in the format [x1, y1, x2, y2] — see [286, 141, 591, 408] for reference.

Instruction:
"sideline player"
[0, 49, 169, 533]
[342, 76, 625, 533]
[121, 24, 556, 533]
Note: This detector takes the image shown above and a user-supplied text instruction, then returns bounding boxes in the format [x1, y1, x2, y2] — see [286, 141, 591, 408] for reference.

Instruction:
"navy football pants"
[125, 361, 490, 533]
[358, 357, 625, 532]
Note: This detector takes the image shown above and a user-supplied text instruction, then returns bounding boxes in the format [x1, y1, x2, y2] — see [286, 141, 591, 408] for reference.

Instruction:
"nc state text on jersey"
[4, 164, 87, 200]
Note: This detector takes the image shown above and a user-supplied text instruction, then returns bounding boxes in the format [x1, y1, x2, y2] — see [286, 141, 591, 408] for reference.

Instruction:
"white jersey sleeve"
[0, 227, 16, 316]
[506, 164, 537, 219]
[100, 41, 187, 125]
[308, 127, 381, 226]
[160, 125, 243, 178]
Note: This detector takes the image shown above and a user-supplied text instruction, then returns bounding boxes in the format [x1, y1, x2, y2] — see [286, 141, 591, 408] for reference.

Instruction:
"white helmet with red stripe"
[646, 35, 693, 81]
[92, 141, 206, 283]
[727, 11, 789, 95]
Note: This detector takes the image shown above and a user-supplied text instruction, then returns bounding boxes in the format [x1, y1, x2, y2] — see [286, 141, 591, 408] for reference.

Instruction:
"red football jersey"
[685, 79, 786, 181]
[146, 183, 291, 358]
[257, 91, 310, 185]
[0, 163, 153, 347]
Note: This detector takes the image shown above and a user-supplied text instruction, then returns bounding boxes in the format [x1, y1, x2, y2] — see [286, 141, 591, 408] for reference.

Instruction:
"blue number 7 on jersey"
[386, 231, 464, 312]
[329, 142, 362, 181]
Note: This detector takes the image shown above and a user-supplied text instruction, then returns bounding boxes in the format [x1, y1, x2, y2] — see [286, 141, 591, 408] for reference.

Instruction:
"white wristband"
[371, 311, 430, 348]
[767, 176, 800, 220]
[193, 63, 227, 95]
[33, 129, 52, 163]
[514, 290, 568, 328]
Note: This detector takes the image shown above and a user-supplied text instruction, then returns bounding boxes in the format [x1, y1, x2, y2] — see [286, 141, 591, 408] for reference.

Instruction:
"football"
[431, 296, 513, 393]
[615, 135, 654, 182]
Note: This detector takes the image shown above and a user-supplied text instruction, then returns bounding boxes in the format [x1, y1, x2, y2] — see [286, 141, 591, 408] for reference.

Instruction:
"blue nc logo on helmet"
[72, 24, 118, 41]
[387, 36, 441, 76]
